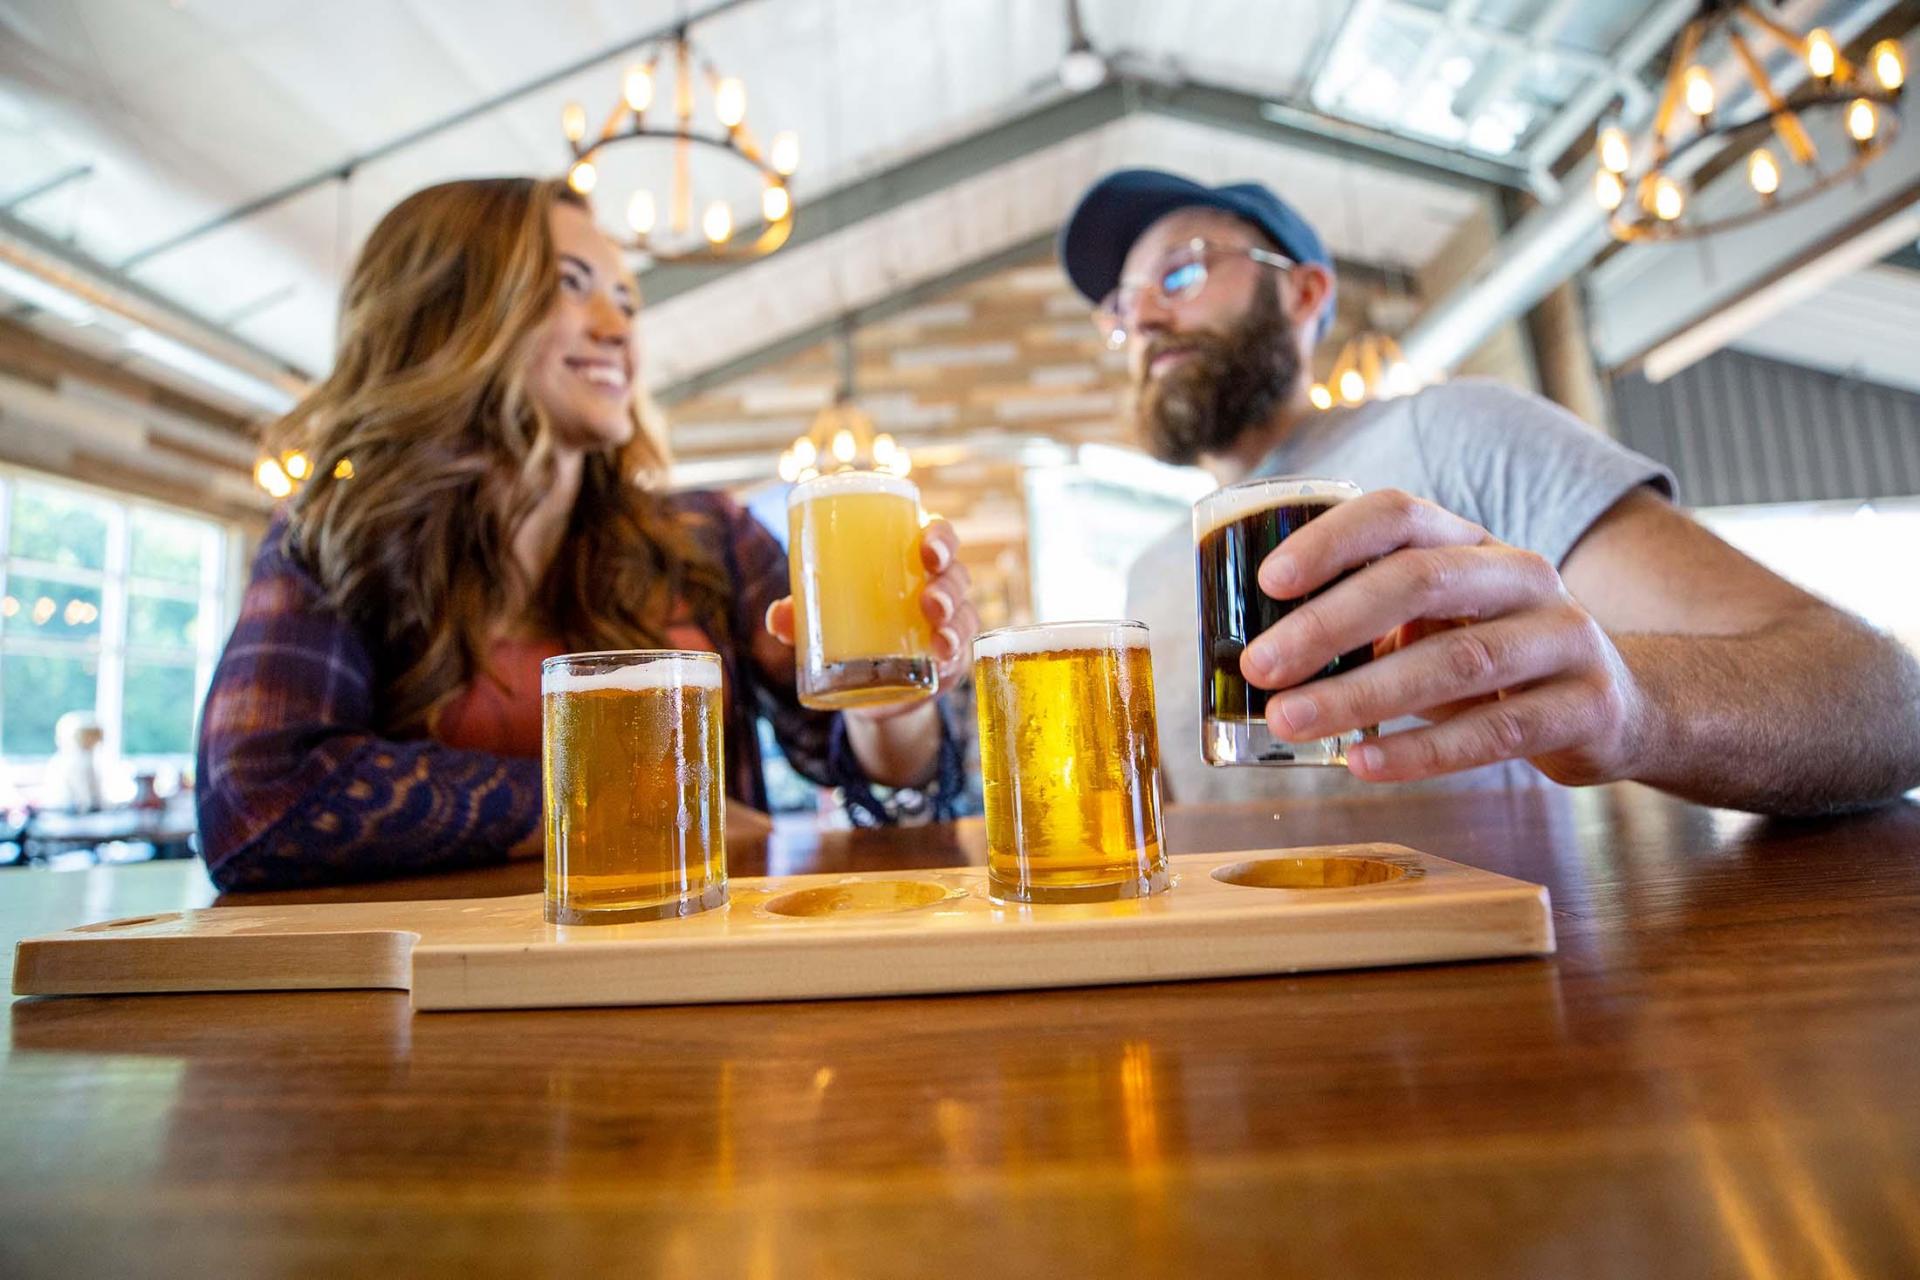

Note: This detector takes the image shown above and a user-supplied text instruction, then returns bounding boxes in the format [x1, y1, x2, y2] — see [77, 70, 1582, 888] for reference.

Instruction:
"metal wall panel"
[1610, 350, 1920, 507]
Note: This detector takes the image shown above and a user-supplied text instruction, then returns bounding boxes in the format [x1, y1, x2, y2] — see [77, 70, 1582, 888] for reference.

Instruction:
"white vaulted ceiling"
[0, 0, 1675, 394]
[641, 112, 1482, 389]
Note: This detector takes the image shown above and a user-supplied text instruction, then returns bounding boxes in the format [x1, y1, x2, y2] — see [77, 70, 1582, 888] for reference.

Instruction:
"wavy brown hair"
[269, 177, 731, 734]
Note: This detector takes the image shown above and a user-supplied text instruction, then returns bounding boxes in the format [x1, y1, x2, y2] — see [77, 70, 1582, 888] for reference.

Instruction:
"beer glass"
[1194, 476, 1376, 767]
[541, 650, 727, 925]
[973, 620, 1168, 904]
[787, 471, 937, 710]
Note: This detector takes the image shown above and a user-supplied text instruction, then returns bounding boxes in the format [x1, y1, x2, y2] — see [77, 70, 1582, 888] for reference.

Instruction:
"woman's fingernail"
[1278, 694, 1317, 733]
[928, 539, 953, 573]
[1352, 744, 1384, 773]
[936, 627, 961, 658]
[927, 588, 954, 622]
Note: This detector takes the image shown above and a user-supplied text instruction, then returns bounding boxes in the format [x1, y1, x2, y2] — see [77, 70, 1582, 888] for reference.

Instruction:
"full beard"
[1133, 285, 1301, 467]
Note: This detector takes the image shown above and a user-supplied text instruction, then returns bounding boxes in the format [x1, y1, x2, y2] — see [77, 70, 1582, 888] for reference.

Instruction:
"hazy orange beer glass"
[787, 471, 937, 710]
[973, 620, 1169, 903]
[541, 650, 727, 925]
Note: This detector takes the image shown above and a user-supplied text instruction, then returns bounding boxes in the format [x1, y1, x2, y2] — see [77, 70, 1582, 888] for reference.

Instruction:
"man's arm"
[1238, 487, 1920, 816]
[1561, 488, 1920, 813]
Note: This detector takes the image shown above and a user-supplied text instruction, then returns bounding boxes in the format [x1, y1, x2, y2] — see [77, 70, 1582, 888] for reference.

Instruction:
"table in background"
[1, 795, 197, 867]
[5, 782, 1920, 1277]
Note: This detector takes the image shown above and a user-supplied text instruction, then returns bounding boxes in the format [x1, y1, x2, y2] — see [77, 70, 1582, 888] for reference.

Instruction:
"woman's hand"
[764, 517, 980, 723]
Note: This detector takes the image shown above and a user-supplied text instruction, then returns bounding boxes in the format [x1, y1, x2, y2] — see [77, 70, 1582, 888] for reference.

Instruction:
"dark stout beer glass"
[1193, 477, 1376, 766]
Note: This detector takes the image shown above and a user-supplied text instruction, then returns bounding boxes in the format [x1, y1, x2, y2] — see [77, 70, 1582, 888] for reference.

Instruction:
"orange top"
[433, 622, 718, 759]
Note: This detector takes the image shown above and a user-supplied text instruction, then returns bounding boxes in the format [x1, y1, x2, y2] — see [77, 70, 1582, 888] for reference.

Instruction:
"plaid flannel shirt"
[196, 489, 962, 890]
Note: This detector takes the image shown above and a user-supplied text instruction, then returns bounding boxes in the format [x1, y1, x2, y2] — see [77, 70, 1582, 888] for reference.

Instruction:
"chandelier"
[1308, 330, 1427, 410]
[254, 448, 351, 497]
[1593, 7, 1905, 242]
[562, 26, 798, 263]
[776, 327, 911, 483]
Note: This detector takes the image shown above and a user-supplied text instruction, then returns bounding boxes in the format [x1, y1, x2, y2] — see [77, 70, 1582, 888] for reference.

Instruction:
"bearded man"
[1058, 168, 1920, 813]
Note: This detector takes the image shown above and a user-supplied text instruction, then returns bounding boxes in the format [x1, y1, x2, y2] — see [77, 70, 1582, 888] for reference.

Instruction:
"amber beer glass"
[787, 471, 937, 710]
[973, 620, 1168, 903]
[1195, 477, 1376, 766]
[541, 650, 727, 925]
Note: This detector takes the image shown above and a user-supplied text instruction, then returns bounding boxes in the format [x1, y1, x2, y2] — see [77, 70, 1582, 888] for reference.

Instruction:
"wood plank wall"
[665, 246, 1423, 626]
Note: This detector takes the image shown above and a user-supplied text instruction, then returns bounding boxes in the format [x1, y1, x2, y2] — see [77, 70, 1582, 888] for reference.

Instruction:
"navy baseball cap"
[1058, 168, 1336, 340]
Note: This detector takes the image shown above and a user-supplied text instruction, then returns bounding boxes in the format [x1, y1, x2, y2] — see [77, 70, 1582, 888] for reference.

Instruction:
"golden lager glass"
[973, 620, 1169, 904]
[787, 470, 937, 710]
[541, 650, 727, 925]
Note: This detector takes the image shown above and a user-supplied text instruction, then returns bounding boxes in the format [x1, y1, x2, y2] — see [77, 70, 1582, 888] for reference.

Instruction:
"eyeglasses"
[1094, 238, 1296, 349]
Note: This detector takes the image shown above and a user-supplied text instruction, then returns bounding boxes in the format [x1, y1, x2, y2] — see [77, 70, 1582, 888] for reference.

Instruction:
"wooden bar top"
[6, 781, 1920, 1277]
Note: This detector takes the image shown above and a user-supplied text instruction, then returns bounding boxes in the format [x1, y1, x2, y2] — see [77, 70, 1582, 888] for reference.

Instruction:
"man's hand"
[1239, 489, 1652, 785]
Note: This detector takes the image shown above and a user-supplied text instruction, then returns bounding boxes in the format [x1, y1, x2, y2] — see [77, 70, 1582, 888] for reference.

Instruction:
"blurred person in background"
[1062, 168, 1920, 816]
[46, 710, 105, 813]
[198, 177, 978, 891]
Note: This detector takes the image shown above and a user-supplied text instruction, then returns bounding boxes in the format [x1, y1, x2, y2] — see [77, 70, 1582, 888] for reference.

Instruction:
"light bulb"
[1748, 148, 1780, 196]
[702, 200, 732, 245]
[1807, 28, 1836, 80]
[283, 450, 309, 480]
[1337, 369, 1365, 404]
[792, 437, 817, 468]
[872, 433, 897, 465]
[1308, 383, 1333, 411]
[627, 190, 656, 235]
[624, 64, 653, 112]
[1059, 47, 1106, 92]
[254, 457, 293, 498]
[778, 450, 800, 483]
[562, 102, 587, 143]
[770, 132, 800, 176]
[1594, 168, 1625, 212]
[567, 160, 597, 195]
[333, 458, 354, 480]
[1683, 66, 1715, 118]
[889, 451, 912, 477]
[715, 77, 746, 129]
[1847, 98, 1878, 143]
[830, 428, 856, 463]
[1597, 125, 1630, 175]
[1652, 175, 1684, 221]
[1872, 39, 1905, 92]
[761, 185, 791, 223]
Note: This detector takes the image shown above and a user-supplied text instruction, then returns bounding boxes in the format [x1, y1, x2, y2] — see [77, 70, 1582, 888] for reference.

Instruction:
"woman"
[197, 177, 978, 891]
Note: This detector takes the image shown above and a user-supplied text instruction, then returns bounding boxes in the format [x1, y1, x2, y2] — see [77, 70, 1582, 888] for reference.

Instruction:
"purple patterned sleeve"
[194, 528, 541, 891]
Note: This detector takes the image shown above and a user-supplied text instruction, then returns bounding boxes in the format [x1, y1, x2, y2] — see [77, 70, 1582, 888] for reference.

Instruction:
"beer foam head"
[787, 469, 919, 507]
[1194, 476, 1360, 540]
[973, 620, 1149, 662]
[542, 651, 722, 694]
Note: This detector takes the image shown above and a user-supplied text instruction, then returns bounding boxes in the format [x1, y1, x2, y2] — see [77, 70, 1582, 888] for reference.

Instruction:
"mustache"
[1138, 333, 1222, 381]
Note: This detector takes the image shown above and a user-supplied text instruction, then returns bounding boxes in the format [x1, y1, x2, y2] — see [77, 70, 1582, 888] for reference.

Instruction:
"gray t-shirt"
[1125, 378, 1676, 804]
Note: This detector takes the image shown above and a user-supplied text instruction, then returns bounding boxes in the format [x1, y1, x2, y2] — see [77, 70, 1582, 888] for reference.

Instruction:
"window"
[1025, 445, 1214, 620]
[1696, 498, 1920, 656]
[0, 470, 235, 800]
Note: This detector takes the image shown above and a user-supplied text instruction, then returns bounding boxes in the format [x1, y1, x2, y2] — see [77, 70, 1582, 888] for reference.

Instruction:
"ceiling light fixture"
[1057, 0, 1107, 92]
[1595, 8, 1904, 242]
[562, 23, 797, 264]
[777, 324, 912, 484]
